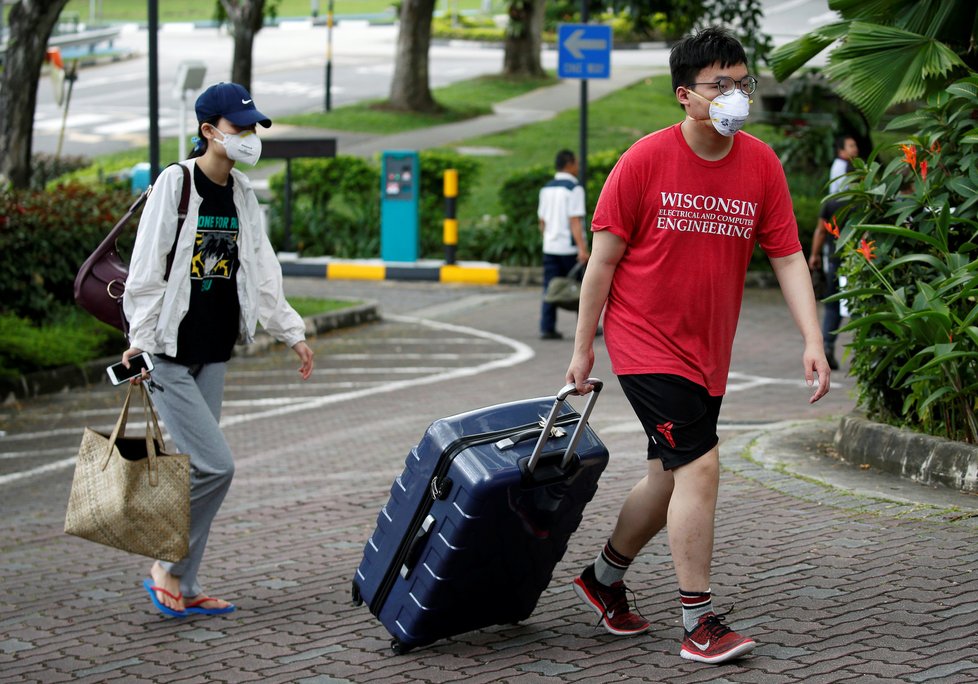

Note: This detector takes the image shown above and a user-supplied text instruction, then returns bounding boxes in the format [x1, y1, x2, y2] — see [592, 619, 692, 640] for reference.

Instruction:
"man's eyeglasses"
[688, 76, 758, 96]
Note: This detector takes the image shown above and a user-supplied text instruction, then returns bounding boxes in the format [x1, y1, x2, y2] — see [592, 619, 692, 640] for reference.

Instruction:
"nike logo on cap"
[242, 99, 253, 104]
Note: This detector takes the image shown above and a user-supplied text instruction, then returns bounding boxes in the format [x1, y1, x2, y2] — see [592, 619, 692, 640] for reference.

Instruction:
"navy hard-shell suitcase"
[352, 380, 609, 653]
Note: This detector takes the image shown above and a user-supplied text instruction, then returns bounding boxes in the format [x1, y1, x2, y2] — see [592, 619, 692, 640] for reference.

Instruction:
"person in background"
[538, 149, 589, 340]
[809, 134, 859, 370]
[122, 82, 315, 619]
[565, 27, 831, 664]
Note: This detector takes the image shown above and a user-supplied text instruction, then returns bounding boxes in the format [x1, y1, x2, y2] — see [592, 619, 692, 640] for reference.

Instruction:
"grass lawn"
[0, 296, 357, 377]
[280, 73, 558, 135]
[59, 74, 557, 185]
[286, 296, 358, 318]
[56, 0, 495, 23]
[444, 74, 697, 218]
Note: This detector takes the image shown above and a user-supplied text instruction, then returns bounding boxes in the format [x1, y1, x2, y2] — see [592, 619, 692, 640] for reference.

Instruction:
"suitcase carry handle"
[400, 514, 436, 579]
[527, 378, 603, 473]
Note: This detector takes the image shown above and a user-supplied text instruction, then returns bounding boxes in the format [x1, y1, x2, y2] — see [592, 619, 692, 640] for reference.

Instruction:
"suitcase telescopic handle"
[527, 378, 603, 473]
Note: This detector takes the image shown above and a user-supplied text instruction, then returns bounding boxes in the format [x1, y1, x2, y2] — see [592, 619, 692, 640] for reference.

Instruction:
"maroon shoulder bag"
[73, 164, 191, 333]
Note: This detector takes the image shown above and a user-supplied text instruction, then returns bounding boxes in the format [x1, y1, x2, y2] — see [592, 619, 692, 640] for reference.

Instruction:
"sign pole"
[557, 18, 611, 194]
[148, 0, 160, 182]
[325, 0, 334, 111]
[579, 0, 588, 191]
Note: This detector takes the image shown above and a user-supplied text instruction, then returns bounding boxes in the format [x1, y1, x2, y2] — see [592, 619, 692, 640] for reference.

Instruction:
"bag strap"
[90, 163, 190, 263]
[163, 163, 191, 281]
[100, 383, 166, 487]
[86, 192, 151, 265]
[102, 383, 136, 470]
[138, 383, 164, 487]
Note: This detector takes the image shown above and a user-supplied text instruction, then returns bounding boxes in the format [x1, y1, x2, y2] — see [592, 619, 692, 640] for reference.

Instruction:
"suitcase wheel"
[391, 638, 411, 655]
[351, 581, 362, 606]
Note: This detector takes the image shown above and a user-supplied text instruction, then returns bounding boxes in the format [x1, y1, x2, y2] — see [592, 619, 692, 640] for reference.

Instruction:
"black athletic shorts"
[617, 373, 723, 470]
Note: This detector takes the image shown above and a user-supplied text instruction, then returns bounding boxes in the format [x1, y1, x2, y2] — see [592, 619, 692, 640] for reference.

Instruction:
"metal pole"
[325, 0, 334, 111]
[148, 0, 160, 182]
[55, 62, 79, 161]
[283, 158, 293, 251]
[178, 92, 187, 161]
[579, 0, 588, 191]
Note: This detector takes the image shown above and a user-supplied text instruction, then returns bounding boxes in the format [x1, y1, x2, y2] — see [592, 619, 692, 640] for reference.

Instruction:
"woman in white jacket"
[121, 82, 314, 618]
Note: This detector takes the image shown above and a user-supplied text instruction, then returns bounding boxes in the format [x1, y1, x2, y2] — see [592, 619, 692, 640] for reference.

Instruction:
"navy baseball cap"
[195, 82, 272, 128]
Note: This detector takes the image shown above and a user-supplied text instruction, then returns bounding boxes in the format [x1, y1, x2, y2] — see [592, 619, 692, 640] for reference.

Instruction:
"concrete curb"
[279, 258, 500, 285]
[834, 412, 978, 494]
[279, 262, 782, 288]
[0, 300, 379, 403]
[235, 299, 379, 357]
[723, 419, 978, 519]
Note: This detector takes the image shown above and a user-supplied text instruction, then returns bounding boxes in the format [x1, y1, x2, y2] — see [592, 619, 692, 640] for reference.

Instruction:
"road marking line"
[0, 457, 77, 486]
[0, 316, 532, 486]
[601, 419, 807, 434]
[218, 315, 533, 428]
[0, 447, 76, 460]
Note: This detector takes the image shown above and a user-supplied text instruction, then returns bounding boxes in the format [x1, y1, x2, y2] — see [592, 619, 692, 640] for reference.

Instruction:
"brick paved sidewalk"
[3, 284, 977, 683]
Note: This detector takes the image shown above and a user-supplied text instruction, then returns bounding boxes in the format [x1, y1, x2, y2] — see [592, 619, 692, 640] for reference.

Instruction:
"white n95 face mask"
[214, 129, 262, 166]
[688, 88, 751, 137]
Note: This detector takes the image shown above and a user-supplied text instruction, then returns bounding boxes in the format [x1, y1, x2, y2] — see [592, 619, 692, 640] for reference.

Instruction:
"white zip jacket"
[123, 160, 306, 357]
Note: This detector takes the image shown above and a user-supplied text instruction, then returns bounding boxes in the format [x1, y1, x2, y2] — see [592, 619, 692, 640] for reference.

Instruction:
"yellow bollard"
[443, 168, 459, 265]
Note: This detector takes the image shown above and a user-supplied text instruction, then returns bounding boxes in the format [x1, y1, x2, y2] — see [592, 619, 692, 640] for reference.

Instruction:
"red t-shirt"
[592, 123, 801, 395]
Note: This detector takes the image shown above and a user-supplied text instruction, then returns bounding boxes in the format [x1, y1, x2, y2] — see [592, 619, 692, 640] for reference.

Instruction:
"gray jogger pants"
[149, 356, 234, 598]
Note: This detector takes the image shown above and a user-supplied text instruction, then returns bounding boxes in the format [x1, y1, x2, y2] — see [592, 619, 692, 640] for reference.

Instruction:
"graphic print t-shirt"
[173, 165, 241, 364]
[592, 124, 801, 395]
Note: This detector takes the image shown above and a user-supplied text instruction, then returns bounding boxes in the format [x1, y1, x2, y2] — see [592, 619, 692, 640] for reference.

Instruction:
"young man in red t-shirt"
[566, 27, 831, 664]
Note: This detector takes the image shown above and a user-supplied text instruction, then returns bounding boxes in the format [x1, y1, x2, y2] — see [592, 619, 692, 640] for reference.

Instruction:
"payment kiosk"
[380, 151, 420, 262]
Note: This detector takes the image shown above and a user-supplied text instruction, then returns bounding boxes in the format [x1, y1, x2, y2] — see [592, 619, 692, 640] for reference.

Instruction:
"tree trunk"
[503, 0, 546, 77]
[0, 0, 70, 189]
[387, 0, 439, 113]
[219, 0, 265, 93]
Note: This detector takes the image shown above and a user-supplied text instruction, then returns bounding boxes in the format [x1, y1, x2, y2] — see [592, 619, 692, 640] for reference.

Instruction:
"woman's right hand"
[121, 347, 148, 384]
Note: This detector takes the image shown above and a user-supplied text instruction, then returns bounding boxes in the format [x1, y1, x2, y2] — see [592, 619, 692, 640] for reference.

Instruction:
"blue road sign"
[557, 23, 612, 80]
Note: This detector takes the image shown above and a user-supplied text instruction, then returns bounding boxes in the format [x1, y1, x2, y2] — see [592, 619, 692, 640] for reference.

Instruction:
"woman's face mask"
[687, 88, 751, 137]
[211, 127, 262, 165]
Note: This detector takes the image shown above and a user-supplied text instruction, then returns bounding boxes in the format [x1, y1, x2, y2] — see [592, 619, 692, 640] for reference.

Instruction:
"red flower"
[901, 144, 917, 170]
[920, 160, 928, 181]
[823, 216, 840, 239]
[858, 238, 877, 261]
[930, 140, 941, 154]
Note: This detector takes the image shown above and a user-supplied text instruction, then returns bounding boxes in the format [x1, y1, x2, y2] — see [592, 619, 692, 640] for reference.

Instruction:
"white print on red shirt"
[656, 192, 758, 240]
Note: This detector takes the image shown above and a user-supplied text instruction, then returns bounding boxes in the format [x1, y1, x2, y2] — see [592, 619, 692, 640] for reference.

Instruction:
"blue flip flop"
[185, 595, 236, 615]
[142, 578, 188, 618]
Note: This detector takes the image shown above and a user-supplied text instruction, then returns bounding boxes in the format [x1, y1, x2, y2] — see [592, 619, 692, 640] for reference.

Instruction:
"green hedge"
[0, 311, 120, 379]
[267, 156, 379, 257]
[460, 148, 624, 266]
[461, 147, 819, 269]
[0, 183, 135, 322]
[267, 151, 480, 258]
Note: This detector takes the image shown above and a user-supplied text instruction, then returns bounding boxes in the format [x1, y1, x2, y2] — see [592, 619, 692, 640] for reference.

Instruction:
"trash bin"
[130, 162, 152, 194]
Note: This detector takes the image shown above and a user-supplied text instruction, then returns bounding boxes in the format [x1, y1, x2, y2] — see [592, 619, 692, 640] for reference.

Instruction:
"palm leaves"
[768, 0, 977, 125]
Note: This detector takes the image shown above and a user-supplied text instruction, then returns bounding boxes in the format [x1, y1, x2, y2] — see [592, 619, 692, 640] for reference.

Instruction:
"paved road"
[33, 0, 837, 158]
[4, 281, 978, 682]
[32, 23, 508, 157]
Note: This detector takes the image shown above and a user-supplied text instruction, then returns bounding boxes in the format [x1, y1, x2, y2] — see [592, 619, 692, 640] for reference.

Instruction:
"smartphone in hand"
[106, 352, 154, 385]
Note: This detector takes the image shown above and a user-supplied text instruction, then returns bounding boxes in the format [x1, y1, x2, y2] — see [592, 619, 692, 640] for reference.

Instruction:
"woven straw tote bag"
[65, 382, 190, 562]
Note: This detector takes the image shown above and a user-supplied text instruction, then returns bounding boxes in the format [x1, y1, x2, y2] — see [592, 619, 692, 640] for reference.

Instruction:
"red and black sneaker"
[680, 611, 756, 664]
[572, 565, 650, 636]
